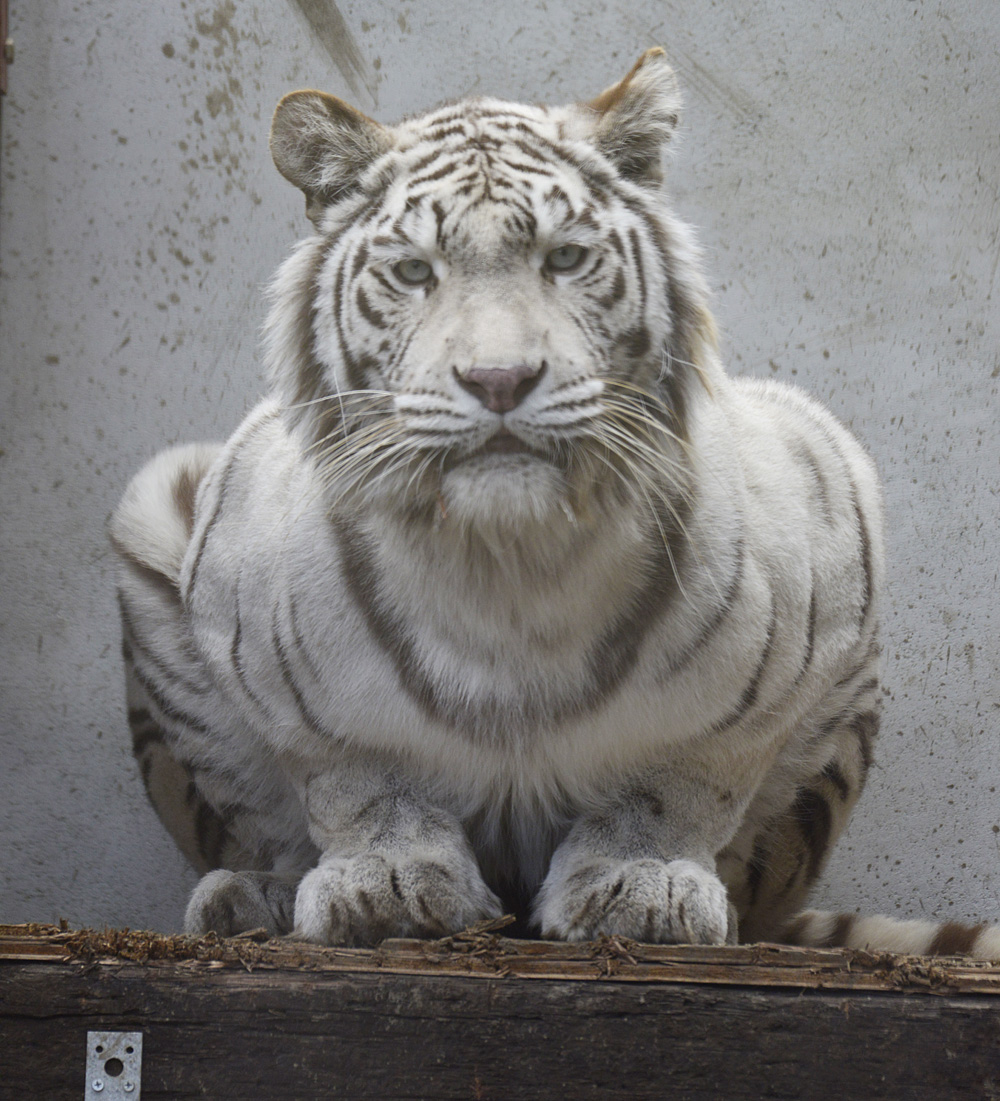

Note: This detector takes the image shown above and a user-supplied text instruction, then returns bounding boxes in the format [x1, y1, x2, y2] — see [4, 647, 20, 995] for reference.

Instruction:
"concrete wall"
[1, 0, 997, 933]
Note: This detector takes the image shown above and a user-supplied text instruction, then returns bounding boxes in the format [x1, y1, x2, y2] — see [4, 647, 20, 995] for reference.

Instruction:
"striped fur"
[109, 51, 996, 957]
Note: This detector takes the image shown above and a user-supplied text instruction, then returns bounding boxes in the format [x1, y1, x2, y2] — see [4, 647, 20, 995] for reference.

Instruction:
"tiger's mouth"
[440, 426, 566, 477]
[478, 428, 536, 456]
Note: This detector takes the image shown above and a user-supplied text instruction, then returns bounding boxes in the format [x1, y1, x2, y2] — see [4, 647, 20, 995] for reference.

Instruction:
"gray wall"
[1, 0, 997, 933]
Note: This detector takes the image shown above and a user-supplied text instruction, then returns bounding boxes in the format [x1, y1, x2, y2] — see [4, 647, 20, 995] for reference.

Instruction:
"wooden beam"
[2, 924, 1000, 1098]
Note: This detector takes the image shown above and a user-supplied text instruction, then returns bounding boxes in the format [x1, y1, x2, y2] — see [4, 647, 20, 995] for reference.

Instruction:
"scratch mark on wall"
[290, 0, 377, 106]
[988, 241, 1000, 303]
[668, 52, 763, 128]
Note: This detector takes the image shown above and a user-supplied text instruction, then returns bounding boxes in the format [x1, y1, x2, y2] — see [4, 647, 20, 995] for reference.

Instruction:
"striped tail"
[782, 909, 1000, 960]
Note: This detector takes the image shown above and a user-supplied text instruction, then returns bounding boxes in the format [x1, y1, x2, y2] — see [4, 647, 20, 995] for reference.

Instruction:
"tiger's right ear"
[270, 91, 392, 226]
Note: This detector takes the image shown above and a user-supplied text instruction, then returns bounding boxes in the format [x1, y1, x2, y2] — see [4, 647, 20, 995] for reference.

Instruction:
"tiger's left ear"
[583, 48, 682, 185]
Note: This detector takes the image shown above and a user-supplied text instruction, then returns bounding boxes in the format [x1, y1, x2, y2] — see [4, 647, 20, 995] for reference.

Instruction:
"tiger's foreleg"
[285, 755, 502, 945]
[534, 754, 754, 944]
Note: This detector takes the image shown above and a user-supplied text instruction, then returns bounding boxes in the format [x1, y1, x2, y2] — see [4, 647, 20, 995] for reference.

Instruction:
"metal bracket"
[85, 1032, 142, 1100]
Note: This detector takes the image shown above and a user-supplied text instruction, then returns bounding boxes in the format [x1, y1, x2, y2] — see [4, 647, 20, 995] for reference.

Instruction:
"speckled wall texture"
[1, 0, 997, 931]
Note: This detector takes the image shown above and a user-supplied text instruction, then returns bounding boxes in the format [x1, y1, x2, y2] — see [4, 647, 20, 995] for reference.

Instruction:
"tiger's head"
[265, 49, 717, 533]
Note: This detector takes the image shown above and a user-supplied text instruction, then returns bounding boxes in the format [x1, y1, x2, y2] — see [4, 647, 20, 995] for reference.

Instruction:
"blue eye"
[545, 244, 587, 273]
[393, 258, 434, 285]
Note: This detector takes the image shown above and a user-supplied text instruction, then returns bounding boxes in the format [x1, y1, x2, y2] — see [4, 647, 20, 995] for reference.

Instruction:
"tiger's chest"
[180, 406, 826, 796]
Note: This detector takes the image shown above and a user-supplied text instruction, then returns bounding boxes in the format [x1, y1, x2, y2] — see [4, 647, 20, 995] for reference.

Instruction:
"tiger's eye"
[393, 258, 434, 285]
[545, 244, 587, 273]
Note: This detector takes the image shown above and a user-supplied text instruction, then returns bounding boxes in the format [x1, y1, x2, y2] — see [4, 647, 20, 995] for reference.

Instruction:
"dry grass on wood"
[3, 919, 999, 995]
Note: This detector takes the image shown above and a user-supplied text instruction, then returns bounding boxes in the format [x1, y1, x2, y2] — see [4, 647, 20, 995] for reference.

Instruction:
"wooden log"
[2, 924, 1000, 1099]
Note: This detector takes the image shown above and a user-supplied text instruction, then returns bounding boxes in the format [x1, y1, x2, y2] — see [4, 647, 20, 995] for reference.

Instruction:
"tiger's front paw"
[293, 852, 503, 946]
[185, 870, 299, 937]
[536, 857, 733, 944]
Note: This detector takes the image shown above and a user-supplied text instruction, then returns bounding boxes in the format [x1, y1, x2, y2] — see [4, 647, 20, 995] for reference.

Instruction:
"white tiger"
[109, 49, 999, 958]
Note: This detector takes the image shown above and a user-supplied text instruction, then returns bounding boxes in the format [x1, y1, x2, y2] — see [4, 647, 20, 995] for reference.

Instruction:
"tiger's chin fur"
[110, 49, 998, 959]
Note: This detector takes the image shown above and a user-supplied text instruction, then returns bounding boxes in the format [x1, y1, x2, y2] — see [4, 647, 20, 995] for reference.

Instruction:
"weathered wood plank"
[3, 957, 1000, 1100]
[3, 922, 1000, 995]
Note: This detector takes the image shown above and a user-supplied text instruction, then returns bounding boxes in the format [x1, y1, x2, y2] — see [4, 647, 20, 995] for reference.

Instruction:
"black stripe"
[596, 269, 626, 310]
[128, 706, 165, 757]
[349, 241, 369, 280]
[790, 788, 833, 884]
[408, 148, 450, 174]
[745, 839, 769, 906]
[653, 221, 702, 370]
[487, 175, 521, 194]
[368, 265, 404, 298]
[409, 160, 462, 188]
[272, 602, 337, 741]
[475, 108, 542, 126]
[927, 921, 985, 956]
[793, 584, 818, 686]
[332, 250, 368, 395]
[290, 235, 341, 419]
[822, 760, 851, 801]
[515, 139, 561, 166]
[622, 325, 651, 360]
[573, 207, 599, 233]
[542, 184, 571, 213]
[356, 285, 388, 329]
[123, 638, 211, 736]
[606, 229, 626, 257]
[578, 253, 607, 288]
[503, 207, 537, 240]
[334, 516, 440, 721]
[832, 635, 881, 693]
[792, 414, 876, 633]
[383, 324, 418, 380]
[186, 408, 282, 597]
[814, 671, 880, 747]
[423, 124, 467, 143]
[791, 438, 833, 523]
[337, 516, 593, 740]
[627, 228, 648, 318]
[478, 119, 617, 198]
[230, 583, 270, 716]
[845, 673, 880, 709]
[371, 231, 409, 248]
[578, 495, 692, 711]
[194, 798, 232, 868]
[849, 710, 879, 772]
[300, 195, 388, 424]
[431, 200, 448, 246]
[110, 538, 182, 602]
[118, 590, 206, 699]
[709, 593, 777, 733]
[288, 593, 324, 683]
[658, 537, 746, 679]
[502, 159, 558, 179]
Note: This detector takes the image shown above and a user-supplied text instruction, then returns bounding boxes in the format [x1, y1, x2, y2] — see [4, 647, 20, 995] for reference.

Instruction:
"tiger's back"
[109, 50, 999, 958]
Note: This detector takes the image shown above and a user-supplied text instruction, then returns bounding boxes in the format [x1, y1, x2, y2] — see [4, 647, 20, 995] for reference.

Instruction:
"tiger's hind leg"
[112, 444, 317, 936]
[718, 706, 878, 945]
[130, 666, 314, 936]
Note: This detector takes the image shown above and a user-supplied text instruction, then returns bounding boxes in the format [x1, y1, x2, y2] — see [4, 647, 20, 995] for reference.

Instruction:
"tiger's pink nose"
[456, 362, 545, 413]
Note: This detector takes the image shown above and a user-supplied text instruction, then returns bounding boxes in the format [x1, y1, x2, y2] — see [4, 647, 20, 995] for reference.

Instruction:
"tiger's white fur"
[109, 50, 997, 958]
